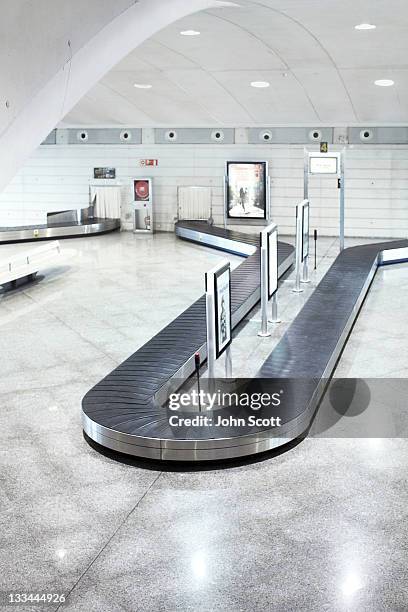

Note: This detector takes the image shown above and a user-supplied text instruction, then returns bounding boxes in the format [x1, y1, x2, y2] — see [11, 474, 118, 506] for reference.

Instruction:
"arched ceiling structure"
[0, 0, 226, 192]
[63, 0, 408, 128]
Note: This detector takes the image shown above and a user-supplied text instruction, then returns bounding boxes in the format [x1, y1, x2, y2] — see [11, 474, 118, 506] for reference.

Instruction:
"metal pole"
[314, 229, 317, 270]
[269, 293, 281, 324]
[302, 163, 311, 284]
[176, 186, 180, 221]
[339, 150, 345, 251]
[303, 151, 311, 283]
[194, 352, 202, 412]
[293, 207, 303, 293]
[208, 185, 214, 225]
[304, 148, 309, 201]
[258, 245, 271, 337]
[225, 345, 232, 378]
[301, 255, 310, 284]
[223, 175, 228, 229]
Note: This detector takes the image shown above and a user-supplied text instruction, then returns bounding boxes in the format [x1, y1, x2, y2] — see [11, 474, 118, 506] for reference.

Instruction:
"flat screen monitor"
[309, 156, 338, 175]
[227, 162, 267, 219]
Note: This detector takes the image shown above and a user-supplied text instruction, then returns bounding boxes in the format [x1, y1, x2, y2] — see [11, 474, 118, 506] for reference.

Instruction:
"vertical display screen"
[214, 265, 232, 358]
[227, 162, 267, 219]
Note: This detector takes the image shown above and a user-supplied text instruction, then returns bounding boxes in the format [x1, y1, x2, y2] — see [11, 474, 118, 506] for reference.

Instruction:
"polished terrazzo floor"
[1, 231, 407, 611]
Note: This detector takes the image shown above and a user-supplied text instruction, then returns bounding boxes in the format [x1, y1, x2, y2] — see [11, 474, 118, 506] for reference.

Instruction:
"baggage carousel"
[0, 217, 120, 244]
[82, 221, 408, 461]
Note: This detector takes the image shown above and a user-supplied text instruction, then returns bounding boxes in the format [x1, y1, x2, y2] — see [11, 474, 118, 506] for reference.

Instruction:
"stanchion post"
[269, 293, 281, 324]
[301, 255, 310, 284]
[301, 199, 310, 284]
[314, 229, 318, 270]
[223, 175, 228, 229]
[267, 175, 272, 221]
[194, 352, 202, 412]
[225, 345, 232, 378]
[339, 149, 345, 252]
[293, 203, 304, 293]
[206, 291, 216, 380]
[258, 244, 271, 337]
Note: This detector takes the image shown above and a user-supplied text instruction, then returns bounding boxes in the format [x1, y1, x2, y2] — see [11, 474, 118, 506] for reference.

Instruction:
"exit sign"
[140, 159, 158, 167]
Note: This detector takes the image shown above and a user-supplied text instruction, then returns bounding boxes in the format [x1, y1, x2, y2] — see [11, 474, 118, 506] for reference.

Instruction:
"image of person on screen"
[239, 187, 245, 213]
[227, 163, 266, 219]
[244, 188, 249, 213]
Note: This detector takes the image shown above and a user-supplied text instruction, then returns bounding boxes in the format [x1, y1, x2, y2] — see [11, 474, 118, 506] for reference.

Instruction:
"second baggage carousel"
[0, 217, 120, 244]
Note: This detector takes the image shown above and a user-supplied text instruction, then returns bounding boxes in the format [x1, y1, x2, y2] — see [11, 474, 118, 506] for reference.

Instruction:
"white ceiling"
[63, 0, 408, 127]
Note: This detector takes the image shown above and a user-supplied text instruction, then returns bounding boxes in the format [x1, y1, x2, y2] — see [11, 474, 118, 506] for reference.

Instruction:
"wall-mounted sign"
[94, 167, 116, 179]
[309, 155, 338, 175]
[320, 142, 328, 153]
[140, 159, 158, 167]
[226, 161, 267, 219]
[134, 179, 150, 202]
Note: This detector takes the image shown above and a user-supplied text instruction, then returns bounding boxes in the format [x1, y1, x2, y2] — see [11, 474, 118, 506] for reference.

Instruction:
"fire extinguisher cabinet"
[132, 178, 154, 234]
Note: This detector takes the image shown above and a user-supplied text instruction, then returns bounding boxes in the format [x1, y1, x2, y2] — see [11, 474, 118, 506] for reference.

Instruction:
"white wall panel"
[1, 143, 408, 238]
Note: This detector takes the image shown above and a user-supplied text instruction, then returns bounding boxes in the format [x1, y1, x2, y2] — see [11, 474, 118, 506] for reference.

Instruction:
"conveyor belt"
[82, 221, 294, 460]
[0, 218, 120, 244]
[82, 221, 408, 461]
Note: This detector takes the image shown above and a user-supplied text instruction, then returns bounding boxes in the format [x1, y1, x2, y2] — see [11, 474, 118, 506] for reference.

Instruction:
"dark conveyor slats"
[82, 221, 294, 450]
[82, 221, 408, 460]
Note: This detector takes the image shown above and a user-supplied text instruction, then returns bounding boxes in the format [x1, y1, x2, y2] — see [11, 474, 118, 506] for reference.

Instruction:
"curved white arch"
[0, 0, 221, 194]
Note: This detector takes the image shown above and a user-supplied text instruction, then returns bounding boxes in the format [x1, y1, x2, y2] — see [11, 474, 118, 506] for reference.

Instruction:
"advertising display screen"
[309, 156, 338, 175]
[214, 264, 232, 358]
[267, 228, 278, 299]
[134, 179, 150, 202]
[302, 202, 310, 262]
[227, 162, 267, 219]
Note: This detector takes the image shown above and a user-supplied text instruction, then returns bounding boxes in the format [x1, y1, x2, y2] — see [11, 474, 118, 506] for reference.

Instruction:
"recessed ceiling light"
[355, 23, 376, 30]
[375, 79, 394, 87]
[133, 83, 152, 89]
[250, 81, 270, 88]
[180, 30, 200, 36]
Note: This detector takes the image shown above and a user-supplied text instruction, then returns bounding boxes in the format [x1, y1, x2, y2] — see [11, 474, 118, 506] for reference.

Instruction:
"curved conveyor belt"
[82, 221, 408, 461]
[82, 221, 294, 460]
